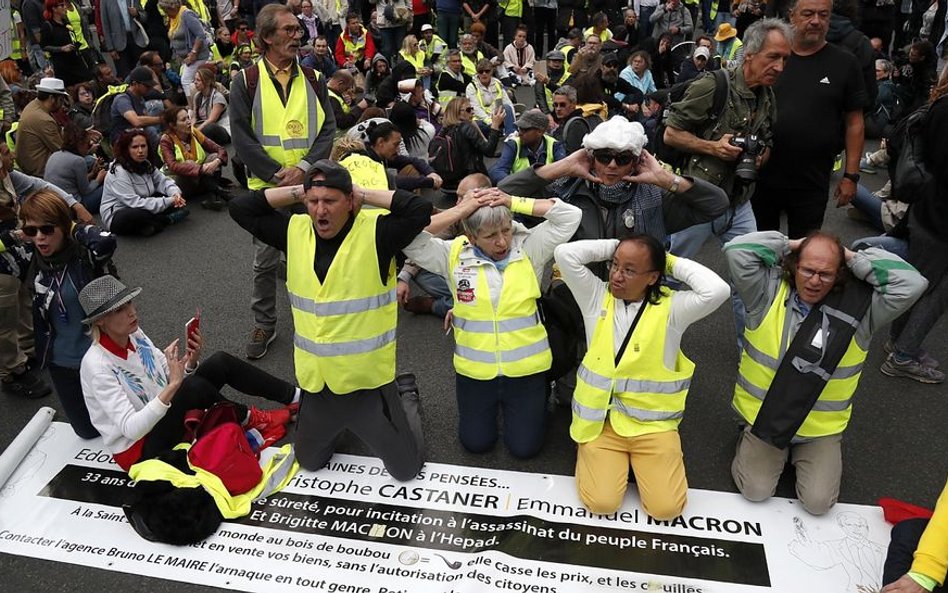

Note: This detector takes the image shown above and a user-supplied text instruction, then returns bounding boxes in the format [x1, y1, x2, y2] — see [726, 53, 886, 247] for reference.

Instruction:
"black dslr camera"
[729, 134, 764, 182]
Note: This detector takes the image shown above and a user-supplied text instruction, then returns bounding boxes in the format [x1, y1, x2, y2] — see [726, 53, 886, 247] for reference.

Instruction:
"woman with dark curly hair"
[99, 128, 187, 236]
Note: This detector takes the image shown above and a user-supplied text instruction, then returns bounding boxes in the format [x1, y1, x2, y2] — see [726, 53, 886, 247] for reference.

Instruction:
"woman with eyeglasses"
[18, 189, 117, 438]
[434, 97, 505, 199]
[39, 0, 93, 86]
[158, 0, 210, 100]
[297, 0, 323, 45]
[66, 82, 96, 130]
[100, 128, 188, 237]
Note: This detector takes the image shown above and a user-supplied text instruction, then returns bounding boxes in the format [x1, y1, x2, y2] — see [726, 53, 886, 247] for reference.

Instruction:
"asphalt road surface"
[1, 156, 945, 592]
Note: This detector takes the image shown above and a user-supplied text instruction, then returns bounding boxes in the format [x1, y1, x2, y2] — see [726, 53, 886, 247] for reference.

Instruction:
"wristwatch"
[668, 175, 682, 193]
[842, 172, 860, 183]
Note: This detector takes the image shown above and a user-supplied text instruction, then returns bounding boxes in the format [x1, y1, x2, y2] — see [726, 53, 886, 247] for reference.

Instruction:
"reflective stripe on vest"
[731, 281, 868, 439]
[400, 49, 426, 72]
[448, 237, 552, 380]
[128, 444, 298, 519]
[727, 38, 743, 61]
[328, 88, 351, 114]
[6, 122, 17, 153]
[570, 292, 695, 443]
[66, 6, 90, 50]
[339, 153, 389, 190]
[460, 51, 484, 77]
[422, 35, 447, 61]
[511, 135, 556, 174]
[286, 212, 397, 393]
[474, 79, 505, 121]
[342, 28, 368, 59]
[544, 70, 570, 110]
[247, 62, 325, 190]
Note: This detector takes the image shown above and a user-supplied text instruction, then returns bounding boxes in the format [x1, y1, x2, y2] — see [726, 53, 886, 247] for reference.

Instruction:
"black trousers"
[109, 206, 172, 237]
[882, 518, 944, 591]
[751, 184, 829, 239]
[49, 364, 99, 439]
[139, 351, 295, 461]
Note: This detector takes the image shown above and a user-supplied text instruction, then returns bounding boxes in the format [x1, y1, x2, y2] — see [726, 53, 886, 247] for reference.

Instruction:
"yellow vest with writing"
[448, 237, 551, 380]
[246, 62, 326, 190]
[286, 212, 397, 394]
[571, 292, 695, 443]
[512, 135, 556, 174]
[732, 281, 867, 439]
[128, 444, 297, 519]
[340, 153, 389, 190]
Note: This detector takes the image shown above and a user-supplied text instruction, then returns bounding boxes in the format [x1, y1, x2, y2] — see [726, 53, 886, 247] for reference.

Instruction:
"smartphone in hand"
[185, 308, 201, 347]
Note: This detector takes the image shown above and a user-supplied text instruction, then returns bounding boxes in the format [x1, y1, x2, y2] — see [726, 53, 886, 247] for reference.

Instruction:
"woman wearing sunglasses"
[39, 0, 93, 86]
[434, 97, 505, 200]
[18, 189, 116, 438]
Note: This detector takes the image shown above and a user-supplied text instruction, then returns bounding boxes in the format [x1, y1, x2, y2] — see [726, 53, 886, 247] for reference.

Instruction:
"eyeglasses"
[608, 261, 656, 279]
[280, 26, 304, 37]
[21, 224, 57, 237]
[798, 267, 836, 284]
[477, 70, 492, 75]
[593, 150, 637, 166]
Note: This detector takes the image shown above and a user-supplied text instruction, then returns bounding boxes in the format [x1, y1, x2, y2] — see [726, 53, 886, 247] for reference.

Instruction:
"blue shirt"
[50, 272, 92, 368]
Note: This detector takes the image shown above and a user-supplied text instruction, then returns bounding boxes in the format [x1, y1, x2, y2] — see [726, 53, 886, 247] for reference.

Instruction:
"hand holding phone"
[185, 308, 202, 357]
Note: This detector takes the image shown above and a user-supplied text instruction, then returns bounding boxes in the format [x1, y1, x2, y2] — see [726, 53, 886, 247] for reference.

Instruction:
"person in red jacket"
[335, 13, 375, 73]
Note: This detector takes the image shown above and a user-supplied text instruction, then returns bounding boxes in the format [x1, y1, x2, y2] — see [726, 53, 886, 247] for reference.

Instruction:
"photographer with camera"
[662, 19, 792, 337]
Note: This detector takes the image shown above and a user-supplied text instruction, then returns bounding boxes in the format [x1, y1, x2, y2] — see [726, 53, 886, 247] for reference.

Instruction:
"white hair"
[582, 116, 648, 155]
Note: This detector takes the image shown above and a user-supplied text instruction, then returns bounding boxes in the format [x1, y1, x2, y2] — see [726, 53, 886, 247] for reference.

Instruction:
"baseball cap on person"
[421, 24, 433, 32]
[304, 159, 354, 194]
[694, 46, 711, 60]
[515, 109, 549, 131]
[602, 52, 619, 66]
[129, 66, 154, 84]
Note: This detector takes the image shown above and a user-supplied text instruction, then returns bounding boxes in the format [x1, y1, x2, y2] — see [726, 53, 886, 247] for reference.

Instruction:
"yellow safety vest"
[128, 444, 298, 519]
[421, 34, 447, 62]
[172, 134, 207, 164]
[571, 292, 695, 443]
[11, 10, 23, 60]
[339, 153, 388, 190]
[246, 62, 325, 190]
[5, 122, 17, 156]
[561, 45, 576, 64]
[500, 0, 522, 18]
[583, 26, 613, 42]
[66, 5, 89, 50]
[460, 51, 484, 77]
[511, 135, 556, 174]
[448, 237, 551, 381]
[543, 70, 570, 110]
[473, 79, 505, 122]
[328, 88, 350, 114]
[721, 38, 743, 66]
[732, 281, 868, 440]
[286, 212, 397, 394]
[342, 28, 368, 60]
[399, 49, 426, 72]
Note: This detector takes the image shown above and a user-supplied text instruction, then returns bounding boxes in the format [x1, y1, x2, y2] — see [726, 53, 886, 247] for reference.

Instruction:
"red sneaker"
[259, 423, 287, 450]
[245, 406, 291, 432]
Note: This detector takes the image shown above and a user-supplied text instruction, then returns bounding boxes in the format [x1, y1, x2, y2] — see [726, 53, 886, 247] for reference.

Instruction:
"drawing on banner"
[789, 512, 886, 593]
[1, 425, 54, 498]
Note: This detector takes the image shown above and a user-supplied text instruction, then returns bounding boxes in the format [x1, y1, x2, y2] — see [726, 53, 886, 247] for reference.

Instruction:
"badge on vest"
[456, 277, 476, 304]
[286, 120, 304, 137]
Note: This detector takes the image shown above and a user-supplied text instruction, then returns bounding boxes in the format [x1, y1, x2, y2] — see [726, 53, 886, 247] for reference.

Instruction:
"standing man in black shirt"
[750, 0, 869, 239]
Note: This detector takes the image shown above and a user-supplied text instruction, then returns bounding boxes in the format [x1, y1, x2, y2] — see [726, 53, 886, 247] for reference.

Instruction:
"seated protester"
[535, 50, 572, 114]
[865, 59, 900, 139]
[335, 13, 375, 74]
[459, 33, 487, 78]
[893, 41, 938, 113]
[498, 117, 729, 246]
[649, 32, 677, 89]
[598, 53, 625, 117]
[466, 59, 516, 137]
[67, 82, 96, 131]
[676, 46, 710, 83]
[231, 19, 254, 47]
[78, 275, 300, 473]
[191, 67, 231, 146]
[419, 24, 447, 73]
[326, 69, 369, 130]
[364, 54, 391, 104]
[880, 475, 948, 593]
[488, 108, 566, 185]
[139, 51, 180, 109]
[158, 107, 230, 211]
[403, 188, 582, 458]
[212, 25, 235, 61]
[340, 120, 442, 192]
[553, 234, 728, 518]
[502, 25, 536, 87]
[20, 190, 116, 439]
[569, 35, 605, 77]
[229, 43, 255, 80]
[111, 67, 164, 148]
[44, 123, 107, 215]
[100, 129, 189, 237]
[554, 28, 583, 65]
[695, 35, 719, 71]
[436, 49, 471, 109]
[469, 23, 504, 69]
[613, 8, 642, 58]
[90, 63, 121, 100]
[435, 97, 505, 197]
[403, 78, 442, 132]
[585, 11, 615, 43]
[549, 85, 585, 140]
[376, 60, 416, 109]
[724, 231, 926, 515]
[309, 35, 338, 80]
[389, 100, 434, 160]
[398, 35, 432, 89]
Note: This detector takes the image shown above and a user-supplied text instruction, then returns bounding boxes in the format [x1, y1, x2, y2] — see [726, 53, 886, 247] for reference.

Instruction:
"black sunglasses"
[593, 150, 637, 166]
[21, 224, 58, 237]
[553, 102, 569, 108]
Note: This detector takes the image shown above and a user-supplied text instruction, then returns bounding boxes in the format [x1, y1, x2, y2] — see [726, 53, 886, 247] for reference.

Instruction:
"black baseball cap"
[303, 159, 354, 193]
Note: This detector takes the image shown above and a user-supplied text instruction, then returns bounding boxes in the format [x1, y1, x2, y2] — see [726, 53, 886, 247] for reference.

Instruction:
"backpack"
[428, 126, 462, 183]
[887, 99, 940, 204]
[651, 69, 730, 170]
[91, 84, 130, 143]
[183, 402, 262, 496]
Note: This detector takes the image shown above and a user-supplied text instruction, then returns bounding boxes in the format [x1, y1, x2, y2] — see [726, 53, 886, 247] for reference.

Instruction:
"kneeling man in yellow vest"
[403, 188, 581, 458]
[724, 231, 927, 515]
[554, 235, 729, 519]
[229, 160, 431, 480]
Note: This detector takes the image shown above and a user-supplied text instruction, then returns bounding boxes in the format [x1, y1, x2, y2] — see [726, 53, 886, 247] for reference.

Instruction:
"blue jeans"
[476, 104, 516, 137]
[437, 12, 461, 50]
[851, 234, 909, 260]
[414, 270, 453, 318]
[668, 199, 757, 339]
[380, 26, 407, 62]
[640, 5, 657, 37]
[78, 186, 104, 215]
[455, 372, 547, 458]
[851, 183, 885, 232]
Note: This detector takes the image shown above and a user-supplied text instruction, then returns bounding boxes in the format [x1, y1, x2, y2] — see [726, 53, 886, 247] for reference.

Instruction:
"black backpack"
[428, 126, 462, 183]
[651, 69, 730, 170]
[887, 98, 941, 204]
